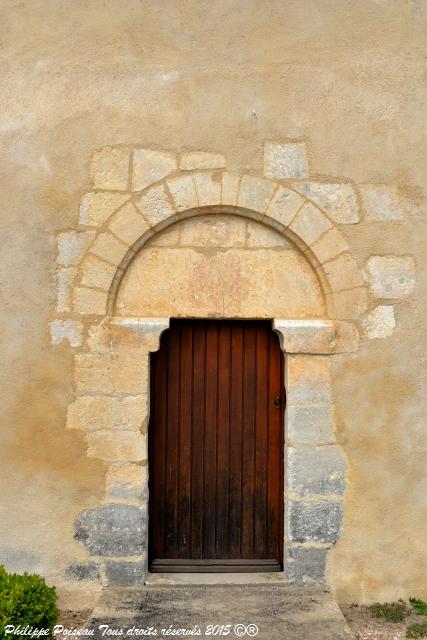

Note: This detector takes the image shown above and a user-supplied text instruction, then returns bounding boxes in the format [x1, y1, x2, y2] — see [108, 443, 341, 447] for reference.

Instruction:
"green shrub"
[410, 598, 427, 616]
[406, 622, 427, 639]
[369, 599, 409, 622]
[0, 564, 60, 639]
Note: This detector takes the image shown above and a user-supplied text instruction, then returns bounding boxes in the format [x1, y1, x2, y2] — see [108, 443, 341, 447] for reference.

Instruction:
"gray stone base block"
[105, 560, 146, 586]
[288, 547, 327, 584]
[74, 503, 146, 556]
[288, 445, 346, 496]
[65, 562, 100, 581]
[287, 404, 335, 442]
[289, 500, 342, 544]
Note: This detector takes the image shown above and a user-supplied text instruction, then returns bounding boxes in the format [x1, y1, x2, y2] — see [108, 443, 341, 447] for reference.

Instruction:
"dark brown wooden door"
[148, 319, 285, 572]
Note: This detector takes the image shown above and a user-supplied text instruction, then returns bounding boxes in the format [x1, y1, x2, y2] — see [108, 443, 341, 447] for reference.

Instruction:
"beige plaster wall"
[0, 0, 426, 605]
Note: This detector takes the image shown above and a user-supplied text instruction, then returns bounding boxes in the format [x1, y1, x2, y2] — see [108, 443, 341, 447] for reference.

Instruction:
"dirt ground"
[339, 604, 427, 640]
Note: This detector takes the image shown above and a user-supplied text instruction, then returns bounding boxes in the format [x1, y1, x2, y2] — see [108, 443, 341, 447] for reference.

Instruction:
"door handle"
[273, 396, 281, 408]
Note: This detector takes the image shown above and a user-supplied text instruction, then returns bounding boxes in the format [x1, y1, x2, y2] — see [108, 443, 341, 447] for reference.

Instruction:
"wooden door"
[148, 319, 285, 572]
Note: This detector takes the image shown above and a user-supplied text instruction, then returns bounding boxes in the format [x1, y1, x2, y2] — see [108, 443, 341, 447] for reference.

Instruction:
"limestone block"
[323, 253, 363, 291]
[286, 355, 332, 405]
[167, 175, 198, 211]
[90, 232, 129, 266]
[50, 319, 83, 348]
[90, 147, 130, 191]
[79, 193, 129, 227]
[132, 148, 177, 191]
[365, 255, 416, 299]
[334, 321, 360, 353]
[110, 318, 169, 352]
[287, 547, 327, 584]
[326, 287, 368, 320]
[246, 222, 290, 248]
[86, 431, 147, 462]
[288, 500, 342, 544]
[111, 350, 149, 393]
[80, 255, 117, 291]
[265, 186, 304, 227]
[135, 184, 176, 226]
[293, 182, 359, 224]
[221, 172, 240, 206]
[56, 267, 76, 313]
[193, 171, 221, 206]
[289, 203, 333, 246]
[109, 201, 150, 246]
[287, 404, 336, 442]
[264, 141, 308, 179]
[180, 151, 226, 170]
[150, 223, 180, 247]
[112, 395, 148, 431]
[73, 287, 108, 315]
[65, 563, 100, 582]
[74, 353, 112, 393]
[104, 561, 145, 587]
[106, 463, 147, 500]
[67, 396, 113, 431]
[273, 319, 336, 354]
[237, 175, 276, 213]
[288, 445, 346, 497]
[57, 230, 96, 266]
[310, 228, 350, 264]
[87, 323, 112, 353]
[179, 214, 246, 248]
[362, 305, 396, 339]
[360, 184, 407, 221]
[74, 503, 146, 555]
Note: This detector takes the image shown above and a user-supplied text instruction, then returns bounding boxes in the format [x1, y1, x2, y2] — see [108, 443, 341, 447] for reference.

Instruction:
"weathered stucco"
[1, 0, 427, 608]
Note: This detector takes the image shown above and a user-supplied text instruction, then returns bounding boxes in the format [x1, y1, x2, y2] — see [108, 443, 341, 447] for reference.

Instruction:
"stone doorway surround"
[50, 142, 416, 589]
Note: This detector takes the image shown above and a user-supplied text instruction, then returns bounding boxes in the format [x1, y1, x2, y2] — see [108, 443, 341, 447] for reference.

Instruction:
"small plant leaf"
[369, 600, 409, 623]
[406, 622, 427, 639]
[410, 598, 427, 616]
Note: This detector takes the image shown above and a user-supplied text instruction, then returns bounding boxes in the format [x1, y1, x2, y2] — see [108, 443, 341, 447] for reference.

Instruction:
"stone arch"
[72, 171, 367, 325]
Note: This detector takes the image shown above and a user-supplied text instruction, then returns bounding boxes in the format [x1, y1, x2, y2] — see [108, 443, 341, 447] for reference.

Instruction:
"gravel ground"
[340, 604, 427, 640]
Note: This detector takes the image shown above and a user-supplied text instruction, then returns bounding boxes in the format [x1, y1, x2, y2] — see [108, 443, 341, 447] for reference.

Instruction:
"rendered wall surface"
[1, 0, 426, 607]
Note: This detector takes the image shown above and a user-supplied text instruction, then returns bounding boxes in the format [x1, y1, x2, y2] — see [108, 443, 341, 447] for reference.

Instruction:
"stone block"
[360, 184, 407, 221]
[264, 141, 308, 179]
[87, 323, 112, 353]
[323, 253, 363, 291]
[221, 172, 240, 206]
[74, 354, 112, 394]
[56, 267, 76, 313]
[73, 287, 108, 316]
[65, 562, 100, 581]
[362, 305, 396, 339]
[288, 445, 346, 497]
[132, 148, 177, 191]
[286, 355, 332, 405]
[74, 504, 146, 556]
[112, 395, 148, 431]
[179, 214, 246, 248]
[246, 222, 290, 248]
[104, 561, 145, 587]
[237, 175, 276, 213]
[67, 396, 113, 431]
[327, 287, 368, 320]
[57, 230, 96, 266]
[180, 151, 226, 170]
[150, 223, 180, 247]
[273, 319, 336, 354]
[310, 228, 350, 264]
[287, 547, 327, 584]
[265, 186, 304, 227]
[86, 431, 147, 462]
[106, 463, 147, 500]
[289, 203, 333, 246]
[288, 500, 342, 544]
[111, 351, 149, 393]
[287, 404, 336, 442]
[167, 175, 198, 211]
[80, 255, 117, 291]
[109, 201, 150, 246]
[135, 184, 176, 226]
[79, 193, 129, 227]
[90, 232, 128, 266]
[90, 146, 130, 191]
[193, 171, 221, 206]
[50, 320, 82, 348]
[365, 255, 416, 299]
[293, 182, 359, 224]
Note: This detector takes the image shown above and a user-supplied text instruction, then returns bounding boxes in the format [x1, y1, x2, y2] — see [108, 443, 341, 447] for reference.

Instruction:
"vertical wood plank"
[254, 323, 269, 558]
[177, 321, 192, 557]
[203, 321, 218, 557]
[241, 323, 256, 556]
[216, 322, 231, 558]
[229, 321, 243, 557]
